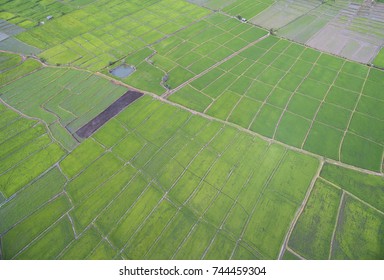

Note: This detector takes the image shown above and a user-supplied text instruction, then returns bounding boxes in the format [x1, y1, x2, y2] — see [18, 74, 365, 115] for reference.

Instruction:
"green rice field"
[0, 0, 383, 260]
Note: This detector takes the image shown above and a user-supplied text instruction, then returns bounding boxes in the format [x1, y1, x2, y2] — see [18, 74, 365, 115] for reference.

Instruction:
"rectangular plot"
[287, 94, 320, 119]
[228, 76, 253, 95]
[0, 134, 51, 175]
[206, 91, 240, 120]
[204, 232, 236, 260]
[59, 226, 101, 260]
[169, 85, 213, 112]
[349, 112, 384, 145]
[116, 96, 160, 129]
[147, 210, 196, 259]
[246, 80, 273, 101]
[244, 192, 297, 259]
[257, 67, 286, 86]
[112, 133, 145, 162]
[266, 150, 319, 204]
[356, 95, 384, 120]
[289, 179, 341, 259]
[88, 240, 118, 260]
[203, 72, 238, 99]
[187, 182, 217, 216]
[275, 112, 311, 148]
[320, 163, 384, 213]
[315, 102, 351, 130]
[174, 221, 216, 259]
[109, 186, 162, 249]
[60, 138, 105, 179]
[0, 143, 66, 198]
[204, 194, 234, 229]
[189, 68, 225, 90]
[15, 217, 74, 260]
[266, 87, 291, 109]
[168, 170, 202, 205]
[0, 118, 37, 148]
[92, 118, 128, 148]
[95, 175, 149, 235]
[250, 104, 282, 138]
[237, 144, 286, 212]
[124, 200, 177, 259]
[2, 195, 71, 259]
[66, 152, 123, 203]
[228, 97, 261, 128]
[341, 133, 382, 172]
[308, 65, 337, 85]
[304, 122, 343, 160]
[0, 167, 66, 234]
[297, 78, 329, 100]
[332, 196, 384, 260]
[71, 165, 137, 232]
[334, 72, 365, 94]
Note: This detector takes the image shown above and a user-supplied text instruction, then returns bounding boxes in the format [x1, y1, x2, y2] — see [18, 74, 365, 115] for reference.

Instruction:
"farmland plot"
[0, 65, 129, 151]
[286, 163, 384, 259]
[10, 0, 210, 71]
[168, 35, 384, 172]
[0, 95, 321, 259]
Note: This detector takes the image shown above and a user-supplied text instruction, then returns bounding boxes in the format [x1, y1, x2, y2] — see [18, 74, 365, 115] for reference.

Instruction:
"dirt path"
[161, 33, 270, 99]
[278, 160, 324, 260]
[328, 191, 346, 260]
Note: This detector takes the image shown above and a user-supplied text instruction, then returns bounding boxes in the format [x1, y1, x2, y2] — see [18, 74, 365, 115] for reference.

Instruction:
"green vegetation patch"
[320, 164, 384, 213]
[289, 180, 342, 259]
[332, 196, 384, 260]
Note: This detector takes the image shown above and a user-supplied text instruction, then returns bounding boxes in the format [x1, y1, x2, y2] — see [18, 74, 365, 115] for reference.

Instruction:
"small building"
[46, 15, 53, 20]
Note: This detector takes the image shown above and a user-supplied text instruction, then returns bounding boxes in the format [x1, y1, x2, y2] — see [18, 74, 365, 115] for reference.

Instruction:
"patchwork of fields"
[0, 0, 383, 260]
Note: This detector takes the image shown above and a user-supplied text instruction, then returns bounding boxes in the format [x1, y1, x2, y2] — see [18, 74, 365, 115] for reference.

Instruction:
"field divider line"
[0, 58, 44, 89]
[272, 52, 323, 141]
[95, 177, 151, 239]
[202, 51, 262, 116]
[142, 206, 182, 259]
[118, 182, 172, 256]
[11, 209, 74, 260]
[319, 176, 384, 216]
[337, 67, 371, 162]
[328, 191, 346, 260]
[286, 246, 306, 260]
[161, 33, 270, 99]
[0, 98, 69, 153]
[0, 134, 53, 177]
[72, 169, 144, 239]
[278, 160, 324, 260]
[301, 59, 348, 149]
[199, 137, 258, 259]
[230, 149, 289, 259]
[246, 45, 298, 132]
[202, 145, 272, 260]
[95, 64, 384, 178]
[170, 129, 241, 259]
[92, 222, 120, 258]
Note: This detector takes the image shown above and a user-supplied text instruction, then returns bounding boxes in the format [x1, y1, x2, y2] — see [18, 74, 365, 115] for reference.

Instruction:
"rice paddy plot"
[169, 34, 384, 171]
[277, 0, 384, 64]
[12, 0, 211, 71]
[0, 66, 129, 151]
[0, 94, 323, 259]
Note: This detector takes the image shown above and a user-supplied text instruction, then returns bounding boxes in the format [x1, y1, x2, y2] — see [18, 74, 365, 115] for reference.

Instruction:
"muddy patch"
[75, 90, 143, 138]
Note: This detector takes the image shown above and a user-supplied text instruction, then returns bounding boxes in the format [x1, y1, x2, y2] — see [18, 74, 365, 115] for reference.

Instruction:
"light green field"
[0, 64, 128, 151]
[0, 0, 383, 261]
[168, 34, 384, 171]
[0, 95, 321, 259]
